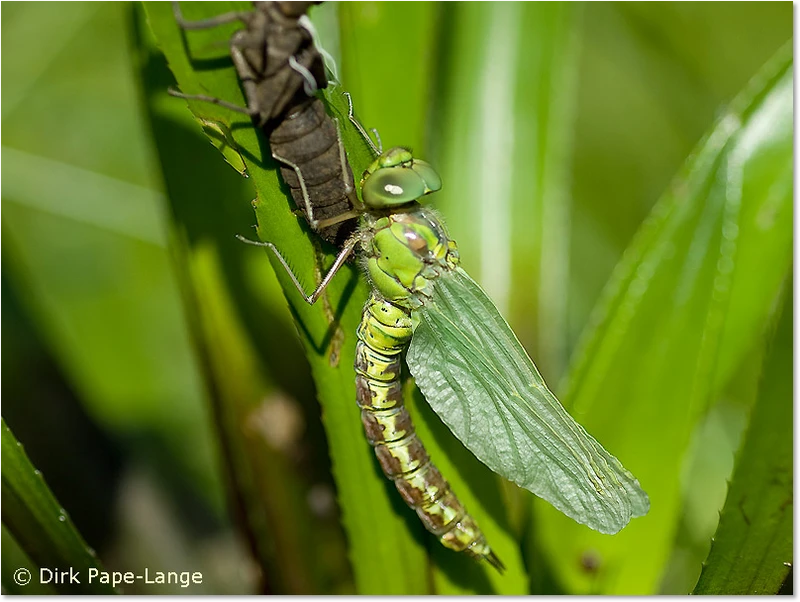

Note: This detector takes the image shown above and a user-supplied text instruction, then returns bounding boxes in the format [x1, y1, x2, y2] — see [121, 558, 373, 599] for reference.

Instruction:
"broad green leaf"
[144, 2, 429, 594]
[693, 287, 792, 595]
[132, 5, 352, 592]
[409, 268, 649, 534]
[534, 46, 792, 594]
[1, 421, 115, 594]
[567, 4, 791, 356]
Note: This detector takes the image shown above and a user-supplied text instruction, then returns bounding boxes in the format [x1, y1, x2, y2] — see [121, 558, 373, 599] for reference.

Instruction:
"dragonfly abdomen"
[355, 294, 502, 569]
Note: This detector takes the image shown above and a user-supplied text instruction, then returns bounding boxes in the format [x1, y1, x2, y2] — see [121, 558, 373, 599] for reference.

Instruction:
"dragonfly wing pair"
[407, 267, 650, 534]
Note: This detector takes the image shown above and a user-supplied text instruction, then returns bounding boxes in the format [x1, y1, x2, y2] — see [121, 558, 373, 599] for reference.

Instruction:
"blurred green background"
[1, 2, 791, 595]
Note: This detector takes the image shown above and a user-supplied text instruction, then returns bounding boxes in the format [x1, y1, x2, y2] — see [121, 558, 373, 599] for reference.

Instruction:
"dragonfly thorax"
[363, 209, 458, 308]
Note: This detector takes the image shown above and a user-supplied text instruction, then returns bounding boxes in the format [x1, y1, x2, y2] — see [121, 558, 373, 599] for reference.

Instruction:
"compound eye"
[362, 166, 426, 208]
[410, 160, 442, 194]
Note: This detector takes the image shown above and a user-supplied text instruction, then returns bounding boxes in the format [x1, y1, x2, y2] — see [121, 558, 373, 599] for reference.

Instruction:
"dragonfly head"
[361, 147, 442, 209]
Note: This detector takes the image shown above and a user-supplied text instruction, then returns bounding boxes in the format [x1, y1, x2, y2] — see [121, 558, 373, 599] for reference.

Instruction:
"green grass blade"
[2, 525, 57, 595]
[533, 46, 792, 594]
[692, 286, 792, 595]
[1, 420, 115, 594]
[143, 2, 429, 593]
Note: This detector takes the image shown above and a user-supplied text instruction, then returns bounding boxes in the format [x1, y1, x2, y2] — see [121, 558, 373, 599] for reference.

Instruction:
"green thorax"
[361, 208, 459, 310]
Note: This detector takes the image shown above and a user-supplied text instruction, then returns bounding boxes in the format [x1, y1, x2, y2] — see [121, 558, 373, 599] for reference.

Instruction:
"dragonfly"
[245, 137, 651, 569]
[170, 1, 649, 571]
[171, 1, 360, 246]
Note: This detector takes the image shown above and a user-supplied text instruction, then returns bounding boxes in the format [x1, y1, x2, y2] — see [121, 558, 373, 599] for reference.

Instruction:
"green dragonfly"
[244, 140, 649, 570]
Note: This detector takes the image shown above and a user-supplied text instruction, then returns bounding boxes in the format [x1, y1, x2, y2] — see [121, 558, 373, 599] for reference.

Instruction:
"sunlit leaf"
[534, 46, 792, 594]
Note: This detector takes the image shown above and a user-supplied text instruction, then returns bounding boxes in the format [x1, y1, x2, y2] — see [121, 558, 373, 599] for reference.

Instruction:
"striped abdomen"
[269, 99, 358, 247]
[355, 294, 501, 567]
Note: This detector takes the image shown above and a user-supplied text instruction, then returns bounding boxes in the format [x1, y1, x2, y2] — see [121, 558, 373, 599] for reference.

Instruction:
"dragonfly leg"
[167, 89, 256, 116]
[289, 114, 365, 230]
[332, 115, 365, 212]
[228, 32, 265, 123]
[370, 127, 383, 154]
[316, 210, 364, 229]
[343, 92, 381, 155]
[236, 234, 357, 305]
[271, 150, 319, 229]
[304, 118, 365, 229]
[172, 4, 263, 121]
[172, 1, 248, 31]
[271, 145, 361, 232]
[287, 205, 361, 233]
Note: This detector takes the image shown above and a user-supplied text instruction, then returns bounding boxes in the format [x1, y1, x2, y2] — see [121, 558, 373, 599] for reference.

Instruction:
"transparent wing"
[407, 268, 649, 534]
